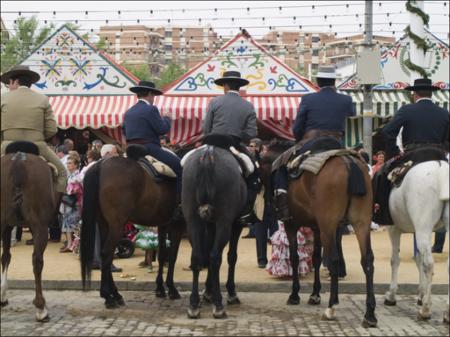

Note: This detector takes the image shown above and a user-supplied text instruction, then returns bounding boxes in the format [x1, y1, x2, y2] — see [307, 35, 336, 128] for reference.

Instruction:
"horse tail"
[346, 156, 367, 196]
[196, 146, 216, 221]
[10, 155, 27, 221]
[80, 161, 101, 290]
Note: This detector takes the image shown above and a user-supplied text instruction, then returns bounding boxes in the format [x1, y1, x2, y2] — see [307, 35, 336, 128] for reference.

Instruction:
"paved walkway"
[1, 290, 449, 336]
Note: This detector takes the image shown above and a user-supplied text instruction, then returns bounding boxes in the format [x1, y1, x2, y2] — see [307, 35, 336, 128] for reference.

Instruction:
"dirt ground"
[4, 228, 448, 285]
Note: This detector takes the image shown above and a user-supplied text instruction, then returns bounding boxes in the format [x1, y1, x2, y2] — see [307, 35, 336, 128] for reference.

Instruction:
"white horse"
[384, 160, 449, 322]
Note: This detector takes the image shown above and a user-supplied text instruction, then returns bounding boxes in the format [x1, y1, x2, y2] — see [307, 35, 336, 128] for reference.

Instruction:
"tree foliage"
[156, 63, 187, 89]
[122, 63, 151, 81]
[1, 16, 55, 72]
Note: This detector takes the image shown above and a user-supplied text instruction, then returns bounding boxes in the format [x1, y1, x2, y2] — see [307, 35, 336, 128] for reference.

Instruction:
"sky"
[1, 1, 449, 41]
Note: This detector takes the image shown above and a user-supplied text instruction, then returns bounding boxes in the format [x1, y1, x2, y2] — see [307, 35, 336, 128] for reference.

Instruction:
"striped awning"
[340, 90, 449, 117]
[49, 95, 301, 144]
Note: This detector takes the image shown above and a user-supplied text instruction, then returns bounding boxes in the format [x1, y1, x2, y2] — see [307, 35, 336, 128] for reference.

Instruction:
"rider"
[1, 65, 68, 200]
[272, 66, 356, 222]
[203, 70, 260, 222]
[373, 78, 449, 225]
[122, 80, 183, 214]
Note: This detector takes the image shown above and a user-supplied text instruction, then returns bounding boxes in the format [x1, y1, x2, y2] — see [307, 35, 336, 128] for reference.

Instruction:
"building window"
[165, 30, 172, 38]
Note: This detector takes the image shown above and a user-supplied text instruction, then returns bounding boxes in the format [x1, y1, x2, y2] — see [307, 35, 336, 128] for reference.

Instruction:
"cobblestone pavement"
[1, 290, 449, 336]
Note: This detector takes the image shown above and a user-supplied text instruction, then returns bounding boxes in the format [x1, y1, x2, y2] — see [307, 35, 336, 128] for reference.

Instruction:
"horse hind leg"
[384, 226, 401, 306]
[285, 222, 301, 305]
[165, 220, 183, 300]
[352, 219, 377, 328]
[155, 226, 167, 298]
[415, 229, 434, 321]
[225, 222, 244, 305]
[31, 225, 50, 322]
[1, 226, 13, 307]
[308, 228, 322, 305]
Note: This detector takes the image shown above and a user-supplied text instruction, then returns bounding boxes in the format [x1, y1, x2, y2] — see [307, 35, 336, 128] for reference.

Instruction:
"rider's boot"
[275, 192, 291, 224]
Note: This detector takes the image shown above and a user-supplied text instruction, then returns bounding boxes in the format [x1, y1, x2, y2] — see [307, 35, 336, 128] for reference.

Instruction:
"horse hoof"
[444, 314, 449, 324]
[227, 296, 241, 305]
[213, 307, 227, 319]
[362, 318, 377, 328]
[417, 311, 431, 321]
[308, 295, 321, 305]
[155, 289, 167, 298]
[169, 290, 181, 300]
[202, 292, 212, 303]
[105, 298, 119, 309]
[187, 307, 200, 319]
[115, 297, 125, 306]
[0, 300, 9, 307]
[287, 295, 300, 305]
[384, 299, 396, 306]
[321, 308, 336, 321]
[417, 299, 422, 306]
[36, 314, 50, 323]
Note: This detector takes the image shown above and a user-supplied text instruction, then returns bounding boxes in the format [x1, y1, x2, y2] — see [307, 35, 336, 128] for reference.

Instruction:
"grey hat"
[1, 65, 40, 84]
[214, 71, 249, 87]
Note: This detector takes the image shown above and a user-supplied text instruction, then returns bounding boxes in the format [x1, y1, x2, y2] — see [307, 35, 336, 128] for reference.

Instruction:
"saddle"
[4, 141, 59, 180]
[181, 134, 255, 177]
[126, 144, 177, 183]
[387, 145, 446, 187]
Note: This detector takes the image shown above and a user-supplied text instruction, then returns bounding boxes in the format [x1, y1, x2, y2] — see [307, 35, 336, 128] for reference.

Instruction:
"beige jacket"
[1, 86, 57, 142]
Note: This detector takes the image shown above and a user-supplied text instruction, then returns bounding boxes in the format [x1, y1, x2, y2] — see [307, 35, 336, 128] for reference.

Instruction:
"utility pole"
[362, 0, 373, 162]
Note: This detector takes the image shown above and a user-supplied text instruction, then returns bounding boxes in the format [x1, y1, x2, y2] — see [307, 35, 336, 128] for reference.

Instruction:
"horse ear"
[126, 145, 148, 160]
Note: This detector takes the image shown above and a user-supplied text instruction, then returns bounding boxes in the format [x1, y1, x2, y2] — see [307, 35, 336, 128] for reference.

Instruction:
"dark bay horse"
[80, 147, 184, 309]
[1, 142, 56, 322]
[182, 143, 247, 319]
[263, 139, 377, 328]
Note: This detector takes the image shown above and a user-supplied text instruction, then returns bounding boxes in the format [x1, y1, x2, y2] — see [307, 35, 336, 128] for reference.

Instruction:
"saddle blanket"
[143, 154, 176, 178]
[288, 149, 360, 175]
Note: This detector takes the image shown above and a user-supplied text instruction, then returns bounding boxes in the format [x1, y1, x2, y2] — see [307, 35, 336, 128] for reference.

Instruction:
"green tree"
[156, 63, 187, 88]
[1, 16, 55, 72]
[122, 62, 151, 81]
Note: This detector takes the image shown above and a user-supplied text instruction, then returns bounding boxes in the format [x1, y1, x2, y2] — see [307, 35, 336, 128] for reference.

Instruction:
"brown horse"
[1, 141, 56, 322]
[262, 139, 377, 328]
[80, 145, 185, 309]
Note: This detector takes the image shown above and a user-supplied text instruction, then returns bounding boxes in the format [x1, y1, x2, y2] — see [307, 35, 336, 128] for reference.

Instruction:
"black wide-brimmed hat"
[405, 78, 440, 91]
[129, 80, 163, 95]
[1, 65, 40, 84]
[214, 71, 249, 87]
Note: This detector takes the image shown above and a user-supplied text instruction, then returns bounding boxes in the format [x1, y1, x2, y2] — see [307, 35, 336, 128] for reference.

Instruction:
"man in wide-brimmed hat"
[1, 65, 68, 195]
[372, 78, 449, 225]
[273, 66, 356, 225]
[203, 70, 260, 223]
[122, 80, 183, 213]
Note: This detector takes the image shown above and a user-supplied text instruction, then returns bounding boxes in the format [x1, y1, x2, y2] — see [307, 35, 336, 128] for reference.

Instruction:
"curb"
[8, 280, 449, 294]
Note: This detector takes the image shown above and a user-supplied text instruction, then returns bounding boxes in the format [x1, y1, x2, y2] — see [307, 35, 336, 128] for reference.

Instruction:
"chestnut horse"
[1, 141, 56, 322]
[80, 146, 185, 309]
[263, 139, 377, 328]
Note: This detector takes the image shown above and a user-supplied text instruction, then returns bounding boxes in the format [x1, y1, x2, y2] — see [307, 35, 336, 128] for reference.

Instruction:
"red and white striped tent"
[17, 25, 318, 145]
[17, 24, 138, 144]
[155, 31, 318, 144]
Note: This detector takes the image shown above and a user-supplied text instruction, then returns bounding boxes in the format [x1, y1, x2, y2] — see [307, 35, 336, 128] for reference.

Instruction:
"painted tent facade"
[154, 32, 318, 144]
[17, 24, 139, 143]
[339, 30, 449, 146]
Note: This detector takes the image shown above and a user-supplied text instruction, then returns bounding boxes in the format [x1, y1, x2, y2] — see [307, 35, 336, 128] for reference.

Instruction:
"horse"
[1, 141, 57, 322]
[80, 145, 185, 309]
[383, 159, 449, 322]
[182, 141, 248, 319]
[262, 139, 377, 328]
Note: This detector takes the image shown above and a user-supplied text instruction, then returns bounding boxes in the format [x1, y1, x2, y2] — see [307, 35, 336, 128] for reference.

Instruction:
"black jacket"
[382, 99, 449, 157]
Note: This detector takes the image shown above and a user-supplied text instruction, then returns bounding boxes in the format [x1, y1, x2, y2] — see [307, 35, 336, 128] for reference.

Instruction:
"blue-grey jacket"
[382, 99, 449, 156]
[292, 87, 355, 141]
[122, 100, 171, 145]
[203, 92, 257, 142]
